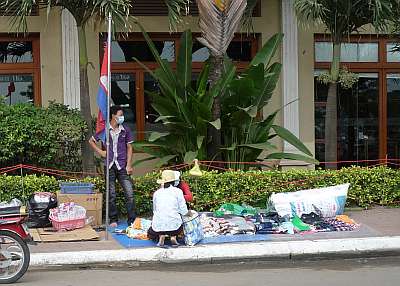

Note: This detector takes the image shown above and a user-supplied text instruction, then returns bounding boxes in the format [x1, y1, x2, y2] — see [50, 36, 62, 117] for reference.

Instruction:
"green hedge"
[1, 166, 400, 216]
[0, 101, 87, 171]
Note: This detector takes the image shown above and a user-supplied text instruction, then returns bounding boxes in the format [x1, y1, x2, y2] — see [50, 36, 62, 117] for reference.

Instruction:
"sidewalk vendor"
[173, 171, 193, 203]
[148, 170, 190, 247]
[89, 105, 136, 228]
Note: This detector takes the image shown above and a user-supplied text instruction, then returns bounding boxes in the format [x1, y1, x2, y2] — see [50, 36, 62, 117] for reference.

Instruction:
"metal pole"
[105, 12, 112, 240]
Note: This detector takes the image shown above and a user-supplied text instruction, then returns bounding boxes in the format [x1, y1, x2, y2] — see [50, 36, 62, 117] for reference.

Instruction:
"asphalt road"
[17, 257, 400, 286]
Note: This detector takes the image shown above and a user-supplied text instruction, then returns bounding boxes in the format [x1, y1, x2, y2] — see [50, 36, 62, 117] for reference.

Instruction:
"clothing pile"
[200, 215, 233, 237]
[126, 218, 152, 240]
[200, 214, 256, 237]
[252, 211, 360, 234]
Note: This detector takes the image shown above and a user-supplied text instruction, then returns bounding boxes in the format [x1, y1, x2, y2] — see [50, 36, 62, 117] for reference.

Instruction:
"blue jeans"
[107, 164, 136, 225]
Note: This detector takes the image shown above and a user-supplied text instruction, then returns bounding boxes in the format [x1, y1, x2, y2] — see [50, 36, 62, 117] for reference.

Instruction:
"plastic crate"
[59, 182, 94, 194]
[50, 217, 85, 231]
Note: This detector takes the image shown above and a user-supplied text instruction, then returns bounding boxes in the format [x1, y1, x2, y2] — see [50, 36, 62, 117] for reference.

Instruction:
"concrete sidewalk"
[29, 207, 400, 267]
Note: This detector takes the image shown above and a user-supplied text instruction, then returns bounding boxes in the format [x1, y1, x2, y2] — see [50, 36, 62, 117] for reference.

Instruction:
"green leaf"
[197, 136, 205, 149]
[155, 115, 175, 123]
[239, 142, 276, 150]
[266, 152, 319, 164]
[156, 155, 177, 167]
[196, 62, 210, 98]
[133, 156, 158, 167]
[135, 22, 176, 85]
[250, 33, 283, 67]
[271, 125, 313, 156]
[220, 145, 237, 151]
[209, 119, 221, 130]
[210, 59, 236, 99]
[238, 105, 258, 118]
[184, 151, 198, 164]
[177, 30, 192, 89]
[148, 132, 170, 142]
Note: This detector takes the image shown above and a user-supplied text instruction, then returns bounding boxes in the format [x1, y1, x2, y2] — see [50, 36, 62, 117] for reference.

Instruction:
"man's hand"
[100, 150, 107, 158]
[126, 165, 133, 175]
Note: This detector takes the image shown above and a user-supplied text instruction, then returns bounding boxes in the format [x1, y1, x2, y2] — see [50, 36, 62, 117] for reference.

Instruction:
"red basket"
[50, 217, 85, 231]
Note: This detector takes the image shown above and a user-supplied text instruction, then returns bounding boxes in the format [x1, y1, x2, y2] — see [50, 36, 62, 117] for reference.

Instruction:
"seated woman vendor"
[148, 170, 190, 247]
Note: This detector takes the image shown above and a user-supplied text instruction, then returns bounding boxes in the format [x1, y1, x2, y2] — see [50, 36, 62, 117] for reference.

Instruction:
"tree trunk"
[77, 25, 95, 172]
[207, 55, 224, 161]
[324, 82, 338, 169]
[324, 42, 341, 169]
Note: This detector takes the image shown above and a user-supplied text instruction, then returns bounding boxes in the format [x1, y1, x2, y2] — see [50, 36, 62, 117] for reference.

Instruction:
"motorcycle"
[0, 207, 33, 284]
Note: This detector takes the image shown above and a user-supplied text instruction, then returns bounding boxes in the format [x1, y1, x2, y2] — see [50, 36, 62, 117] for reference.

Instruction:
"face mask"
[116, 115, 124, 125]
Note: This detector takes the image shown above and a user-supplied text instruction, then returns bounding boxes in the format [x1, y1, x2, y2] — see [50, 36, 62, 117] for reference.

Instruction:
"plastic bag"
[27, 192, 57, 228]
[214, 203, 258, 217]
[49, 202, 86, 222]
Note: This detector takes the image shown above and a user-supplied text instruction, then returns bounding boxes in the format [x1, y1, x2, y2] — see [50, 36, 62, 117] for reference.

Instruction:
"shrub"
[0, 101, 87, 171]
[1, 166, 400, 216]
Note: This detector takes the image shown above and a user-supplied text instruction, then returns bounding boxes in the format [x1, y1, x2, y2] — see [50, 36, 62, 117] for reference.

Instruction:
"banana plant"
[132, 26, 230, 167]
[220, 33, 318, 170]
[133, 28, 317, 168]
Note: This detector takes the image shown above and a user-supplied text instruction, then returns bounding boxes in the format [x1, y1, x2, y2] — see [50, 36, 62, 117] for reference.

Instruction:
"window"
[0, 74, 34, 104]
[386, 43, 400, 62]
[314, 35, 400, 168]
[315, 42, 379, 62]
[0, 35, 41, 106]
[112, 40, 175, 62]
[104, 32, 259, 141]
[0, 41, 33, 63]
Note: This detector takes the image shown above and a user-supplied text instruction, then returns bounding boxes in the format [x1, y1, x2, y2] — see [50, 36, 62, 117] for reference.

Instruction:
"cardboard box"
[56, 192, 103, 227]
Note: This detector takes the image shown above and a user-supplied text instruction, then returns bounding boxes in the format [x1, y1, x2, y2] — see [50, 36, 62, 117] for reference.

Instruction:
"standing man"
[89, 105, 136, 228]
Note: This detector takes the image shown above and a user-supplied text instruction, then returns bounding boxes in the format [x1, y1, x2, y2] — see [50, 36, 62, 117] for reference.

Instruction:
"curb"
[30, 236, 400, 266]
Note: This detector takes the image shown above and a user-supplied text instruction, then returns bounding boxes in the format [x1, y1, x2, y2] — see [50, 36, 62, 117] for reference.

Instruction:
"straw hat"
[157, 170, 176, 184]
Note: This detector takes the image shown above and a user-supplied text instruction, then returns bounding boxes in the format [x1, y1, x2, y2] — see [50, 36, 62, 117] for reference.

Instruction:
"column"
[281, 0, 299, 153]
[61, 9, 80, 109]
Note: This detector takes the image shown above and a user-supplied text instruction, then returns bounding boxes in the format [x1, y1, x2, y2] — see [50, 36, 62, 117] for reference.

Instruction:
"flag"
[95, 43, 110, 143]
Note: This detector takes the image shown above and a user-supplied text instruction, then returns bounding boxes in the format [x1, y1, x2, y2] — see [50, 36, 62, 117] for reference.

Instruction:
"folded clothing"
[126, 218, 152, 240]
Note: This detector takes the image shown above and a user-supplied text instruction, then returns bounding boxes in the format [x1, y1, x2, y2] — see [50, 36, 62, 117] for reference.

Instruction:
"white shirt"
[151, 186, 188, 232]
[109, 124, 123, 170]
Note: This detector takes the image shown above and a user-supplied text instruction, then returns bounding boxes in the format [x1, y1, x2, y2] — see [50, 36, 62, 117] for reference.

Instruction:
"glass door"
[110, 72, 138, 140]
[337, 73, 379, 167]
[387, 73, 400, 161]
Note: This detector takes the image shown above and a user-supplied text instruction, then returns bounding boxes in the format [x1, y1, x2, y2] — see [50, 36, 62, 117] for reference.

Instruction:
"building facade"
[1, 0, 397, 171]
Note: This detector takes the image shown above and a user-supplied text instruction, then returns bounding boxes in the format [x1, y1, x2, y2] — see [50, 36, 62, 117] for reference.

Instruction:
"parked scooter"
[0, 207, 33, 284]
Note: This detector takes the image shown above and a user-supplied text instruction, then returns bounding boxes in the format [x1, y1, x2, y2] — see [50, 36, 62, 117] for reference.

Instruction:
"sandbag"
[27, 192, 57, 228]
[267, 183, 350, 218]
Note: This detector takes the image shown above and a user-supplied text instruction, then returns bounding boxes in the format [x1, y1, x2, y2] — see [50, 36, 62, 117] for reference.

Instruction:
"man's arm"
[126, 143, 133, 174]
[88, 137, 106, 158]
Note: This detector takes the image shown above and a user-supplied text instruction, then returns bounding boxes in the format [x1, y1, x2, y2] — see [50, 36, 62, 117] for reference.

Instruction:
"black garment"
[301, 212, 322, 225]
[106, 164, 136, 225]
[147, 225, 183, 241]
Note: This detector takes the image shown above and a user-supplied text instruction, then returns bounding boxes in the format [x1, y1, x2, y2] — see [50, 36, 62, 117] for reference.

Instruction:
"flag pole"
[105, 12, 112, 240]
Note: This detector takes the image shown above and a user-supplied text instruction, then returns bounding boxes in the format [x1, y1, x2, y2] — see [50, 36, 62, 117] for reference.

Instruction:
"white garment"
[109, 124, 124, 170]
[151, 186, 188, 232]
